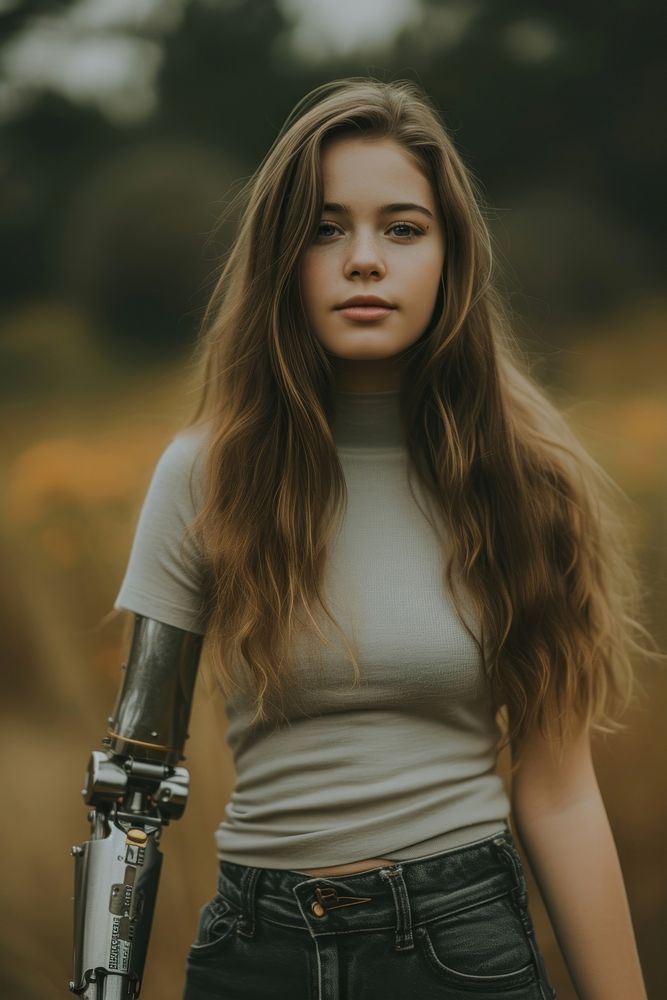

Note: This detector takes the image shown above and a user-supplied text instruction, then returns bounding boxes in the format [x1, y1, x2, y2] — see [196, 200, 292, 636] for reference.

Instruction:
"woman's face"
[299, 135, 445, 392]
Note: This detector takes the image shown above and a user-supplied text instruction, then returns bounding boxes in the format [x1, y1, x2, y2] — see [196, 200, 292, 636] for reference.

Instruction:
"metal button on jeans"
[311, 886, 335, 917]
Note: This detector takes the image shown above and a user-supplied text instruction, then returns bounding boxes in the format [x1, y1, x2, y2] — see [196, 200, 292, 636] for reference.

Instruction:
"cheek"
[404, 254, 443, 308]
[300, 255, 327, 313]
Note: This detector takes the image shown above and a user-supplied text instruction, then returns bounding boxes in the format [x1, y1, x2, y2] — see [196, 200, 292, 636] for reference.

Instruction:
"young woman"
[113, 78, 657, 999]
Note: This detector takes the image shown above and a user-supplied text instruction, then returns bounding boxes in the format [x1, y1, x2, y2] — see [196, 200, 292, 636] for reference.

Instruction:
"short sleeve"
[113, 428, 211, 635]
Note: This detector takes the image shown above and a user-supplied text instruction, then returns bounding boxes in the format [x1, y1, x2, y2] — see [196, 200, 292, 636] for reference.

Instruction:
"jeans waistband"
[215, 824, 524, 945]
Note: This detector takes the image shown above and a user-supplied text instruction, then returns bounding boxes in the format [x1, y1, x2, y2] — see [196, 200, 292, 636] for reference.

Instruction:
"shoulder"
[159, 423, 211, 469]
[150, 423, 212, 508]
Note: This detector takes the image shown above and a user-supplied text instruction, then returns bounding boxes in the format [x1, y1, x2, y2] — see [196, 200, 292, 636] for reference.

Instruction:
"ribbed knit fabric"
[114, 387, 511, 868]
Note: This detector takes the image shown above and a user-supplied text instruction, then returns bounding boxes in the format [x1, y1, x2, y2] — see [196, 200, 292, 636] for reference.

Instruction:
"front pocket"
[189, 896, 240, 958]
[416, 891, 537, 992]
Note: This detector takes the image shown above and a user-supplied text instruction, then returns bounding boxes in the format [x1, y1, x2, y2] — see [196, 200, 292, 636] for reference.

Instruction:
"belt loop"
[236, 866, 262, 938]
[492, 833, 528, 906]
[379, 865, 415, 952]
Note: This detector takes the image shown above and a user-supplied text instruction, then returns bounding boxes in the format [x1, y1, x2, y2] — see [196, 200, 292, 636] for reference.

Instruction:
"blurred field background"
[1, 1, 665, 998]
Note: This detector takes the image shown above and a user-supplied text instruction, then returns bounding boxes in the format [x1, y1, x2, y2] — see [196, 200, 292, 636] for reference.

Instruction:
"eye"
[388, 221, 423, 239]
[314, 221, 424, 240]
[315, 222, 340, 238]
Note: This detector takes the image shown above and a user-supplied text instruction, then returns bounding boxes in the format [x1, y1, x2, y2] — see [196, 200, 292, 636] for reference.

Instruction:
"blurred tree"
[394, 0, 666, 323]
[0, 0, 664, 363]
[157, 0, 298, 160]
[57, 137, 245, 362]
[0, 94, 115, 305]
[0, 0, 68, 44]
[401, 0, 665, 238]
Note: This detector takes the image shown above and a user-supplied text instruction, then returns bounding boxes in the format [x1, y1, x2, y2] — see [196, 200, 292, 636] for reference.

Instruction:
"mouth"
[336, 304, 394, 322]
[334, 299, 396, 322]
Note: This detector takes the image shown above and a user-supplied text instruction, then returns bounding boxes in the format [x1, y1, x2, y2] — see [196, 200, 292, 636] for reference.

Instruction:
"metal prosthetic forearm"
[70, 615, 203, 999]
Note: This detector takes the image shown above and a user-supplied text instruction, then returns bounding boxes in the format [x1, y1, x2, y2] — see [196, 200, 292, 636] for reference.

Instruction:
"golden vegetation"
[0, 298, 665, 998]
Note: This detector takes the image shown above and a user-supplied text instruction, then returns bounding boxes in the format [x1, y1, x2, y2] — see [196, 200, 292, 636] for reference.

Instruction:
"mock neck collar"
[330, 385, 406, 453]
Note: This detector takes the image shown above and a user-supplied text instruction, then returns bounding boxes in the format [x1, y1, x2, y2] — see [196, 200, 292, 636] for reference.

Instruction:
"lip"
[337, 305, 394, 322]
[335, 295, 395, 309]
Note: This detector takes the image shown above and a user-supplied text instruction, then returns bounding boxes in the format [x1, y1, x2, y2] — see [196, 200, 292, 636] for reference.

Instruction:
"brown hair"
[179, 76, 662, 773]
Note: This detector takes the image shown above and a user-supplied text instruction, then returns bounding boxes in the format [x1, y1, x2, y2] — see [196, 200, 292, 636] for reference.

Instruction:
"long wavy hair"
[177, 76, 661, 774]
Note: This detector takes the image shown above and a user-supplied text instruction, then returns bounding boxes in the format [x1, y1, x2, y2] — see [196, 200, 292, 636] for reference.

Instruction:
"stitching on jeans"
[255, 887, 511, 932]
[257, 906, 519, 940]
[189, 913, 240, 953]
[263, 893, 508, 933]
[260, 914, 399, 934]
[418, 888, 512, 925]
[237, 866, 262, 937]
[314, 937, 322, 1000]
[379, 865, 414, 950]
[494, 840, 527, 900]
[419, 926, 535, 983]
[492, 842, 554, 1000]
[385, 830, 512, 869]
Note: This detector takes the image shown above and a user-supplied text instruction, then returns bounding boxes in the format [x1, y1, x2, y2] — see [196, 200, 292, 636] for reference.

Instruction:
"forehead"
[319, 135, 434, 206]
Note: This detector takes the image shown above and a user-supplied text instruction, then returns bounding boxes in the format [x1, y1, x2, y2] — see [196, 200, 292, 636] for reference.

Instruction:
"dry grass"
[1, 298, 665, 999]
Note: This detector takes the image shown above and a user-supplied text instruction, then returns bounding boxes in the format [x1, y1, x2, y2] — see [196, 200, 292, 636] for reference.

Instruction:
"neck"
[330, 383, 405, 452]
[329, 355, 406, 394]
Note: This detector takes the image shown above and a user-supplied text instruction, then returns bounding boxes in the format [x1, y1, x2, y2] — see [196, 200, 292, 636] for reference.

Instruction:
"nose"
[343, 230, 386, 280]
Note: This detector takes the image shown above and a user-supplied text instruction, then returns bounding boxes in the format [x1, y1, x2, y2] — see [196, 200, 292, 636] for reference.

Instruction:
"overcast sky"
[277, 0, 420, 58]
[0, 0, 424, 124]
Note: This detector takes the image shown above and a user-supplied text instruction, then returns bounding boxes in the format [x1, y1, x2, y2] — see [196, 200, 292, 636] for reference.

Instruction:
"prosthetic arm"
[69, 614, 204, 999]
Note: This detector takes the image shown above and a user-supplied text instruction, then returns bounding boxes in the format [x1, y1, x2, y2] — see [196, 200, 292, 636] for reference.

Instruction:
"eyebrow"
[321, 201, 435, 220]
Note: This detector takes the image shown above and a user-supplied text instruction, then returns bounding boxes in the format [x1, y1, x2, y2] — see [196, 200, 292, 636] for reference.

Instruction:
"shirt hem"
[213, 816, 512, 870]
[113, 589, 207, 635]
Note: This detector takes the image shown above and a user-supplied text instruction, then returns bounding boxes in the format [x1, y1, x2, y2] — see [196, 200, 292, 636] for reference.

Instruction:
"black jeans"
[182, 827, 557, 999]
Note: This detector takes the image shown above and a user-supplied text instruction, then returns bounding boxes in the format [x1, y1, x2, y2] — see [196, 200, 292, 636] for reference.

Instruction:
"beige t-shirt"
[114, 388, 510, 868]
